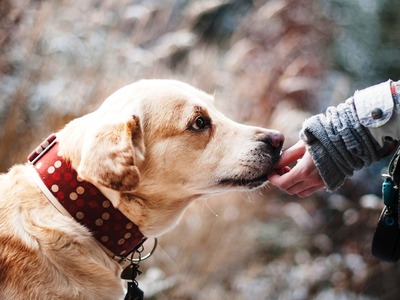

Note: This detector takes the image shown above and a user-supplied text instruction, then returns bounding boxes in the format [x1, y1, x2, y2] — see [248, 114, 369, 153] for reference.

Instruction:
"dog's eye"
[191, 116, 209, 131]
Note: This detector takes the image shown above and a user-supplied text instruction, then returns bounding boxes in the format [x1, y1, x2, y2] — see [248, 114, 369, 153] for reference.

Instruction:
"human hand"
[268, 140, 325, 198]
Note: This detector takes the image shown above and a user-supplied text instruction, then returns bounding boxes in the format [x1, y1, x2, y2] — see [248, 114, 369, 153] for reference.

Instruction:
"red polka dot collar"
[28, 134, 147, 259]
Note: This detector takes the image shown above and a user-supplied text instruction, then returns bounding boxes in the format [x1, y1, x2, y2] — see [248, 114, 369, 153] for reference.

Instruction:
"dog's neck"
[28, 134, 147, 258]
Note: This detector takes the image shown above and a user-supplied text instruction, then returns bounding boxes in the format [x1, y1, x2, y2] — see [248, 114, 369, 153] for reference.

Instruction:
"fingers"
[275, 140, 306, 169]
[269, 170, 324, 197]
[283, 180, 325, 198]
[274, 166, 291, 176]
[269, 147, 325, 198]
[296, 185, 325, 198]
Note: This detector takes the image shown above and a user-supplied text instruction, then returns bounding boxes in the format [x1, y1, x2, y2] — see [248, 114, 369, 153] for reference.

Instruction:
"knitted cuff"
[301, 101, 383, 192]
[302, 135, 344, 192]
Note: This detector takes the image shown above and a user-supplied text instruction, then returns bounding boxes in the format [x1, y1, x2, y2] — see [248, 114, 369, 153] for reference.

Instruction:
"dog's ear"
[77, 115, 144, 192]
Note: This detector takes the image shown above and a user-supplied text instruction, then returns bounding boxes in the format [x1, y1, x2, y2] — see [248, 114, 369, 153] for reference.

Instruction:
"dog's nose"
[263, 131, 285, 149]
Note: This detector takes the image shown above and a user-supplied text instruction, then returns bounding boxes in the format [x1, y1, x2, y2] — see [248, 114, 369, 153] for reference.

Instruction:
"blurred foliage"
[320, 0, 400, 90]
[1, 0, 400, 299]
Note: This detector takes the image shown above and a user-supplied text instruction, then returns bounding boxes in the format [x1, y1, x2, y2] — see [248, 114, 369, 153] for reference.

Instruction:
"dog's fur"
[0, 79, 283, 299]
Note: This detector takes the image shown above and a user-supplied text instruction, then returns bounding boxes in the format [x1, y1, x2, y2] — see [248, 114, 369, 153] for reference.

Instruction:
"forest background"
[1, 0, 400, 299]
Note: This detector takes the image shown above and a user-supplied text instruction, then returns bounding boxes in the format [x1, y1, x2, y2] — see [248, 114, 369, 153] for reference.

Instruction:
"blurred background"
[1, 0, 400, 299]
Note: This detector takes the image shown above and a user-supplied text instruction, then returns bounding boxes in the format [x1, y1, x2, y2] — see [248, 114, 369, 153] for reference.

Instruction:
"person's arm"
[269, 80, 400, 196]
[367, 81, 400, 148]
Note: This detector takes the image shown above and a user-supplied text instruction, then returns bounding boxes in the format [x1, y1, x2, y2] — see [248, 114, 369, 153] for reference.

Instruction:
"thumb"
[275, 140, 306, 169]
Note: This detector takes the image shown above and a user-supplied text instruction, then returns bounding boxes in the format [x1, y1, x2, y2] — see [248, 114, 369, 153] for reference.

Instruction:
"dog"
[0, 79, 284, 299]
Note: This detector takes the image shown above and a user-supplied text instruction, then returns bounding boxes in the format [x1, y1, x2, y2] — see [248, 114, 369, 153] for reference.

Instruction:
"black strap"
[389, 145, 400, 185]
[371, 145, 400, 262]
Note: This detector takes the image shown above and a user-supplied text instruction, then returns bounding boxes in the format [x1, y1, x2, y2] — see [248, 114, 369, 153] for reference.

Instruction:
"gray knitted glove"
[300, 100, 383, 191]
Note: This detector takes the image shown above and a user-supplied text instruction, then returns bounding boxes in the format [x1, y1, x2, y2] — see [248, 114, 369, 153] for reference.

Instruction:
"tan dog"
[0, 79, 284, 299]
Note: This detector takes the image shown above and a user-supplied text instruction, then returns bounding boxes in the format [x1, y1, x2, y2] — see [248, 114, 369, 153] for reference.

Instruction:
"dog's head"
[58, 79, 284, 235]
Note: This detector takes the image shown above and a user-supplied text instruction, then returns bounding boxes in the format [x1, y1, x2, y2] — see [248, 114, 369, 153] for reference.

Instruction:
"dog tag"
[124, 281, 144, 300]
[121, 263, 141, 280]
[122, 263, 144, 300]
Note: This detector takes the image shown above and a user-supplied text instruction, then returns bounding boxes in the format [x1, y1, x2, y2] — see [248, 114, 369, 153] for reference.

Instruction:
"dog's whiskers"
[204, 199, 219, 217]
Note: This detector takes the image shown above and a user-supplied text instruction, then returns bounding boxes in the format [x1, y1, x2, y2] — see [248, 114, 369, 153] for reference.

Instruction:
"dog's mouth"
[218, 173, 269, 189]
[218, 152, 281, 189]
